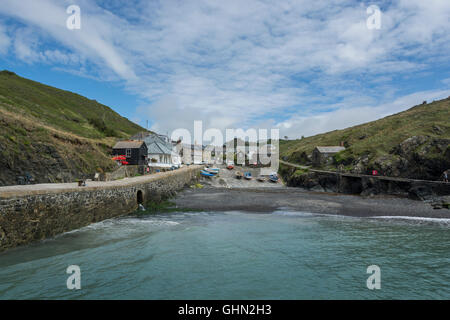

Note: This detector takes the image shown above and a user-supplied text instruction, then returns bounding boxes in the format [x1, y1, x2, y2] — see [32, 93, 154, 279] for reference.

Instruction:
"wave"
[271, 211, 450, 227]
[372, 216, 450, 224]
[272, 211, 316, 217]
[59, 217, 180, 237]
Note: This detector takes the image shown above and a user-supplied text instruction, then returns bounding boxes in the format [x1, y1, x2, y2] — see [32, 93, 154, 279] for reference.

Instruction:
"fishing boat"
[257, 176, 266, 182]
[269, 173, 279, 183]
[235, 171, 243, 179]
[244, 172, 252, 180]
[204, 167, 219, 174]
[227, 162, 234, 170]
[201, 170, 215, 177]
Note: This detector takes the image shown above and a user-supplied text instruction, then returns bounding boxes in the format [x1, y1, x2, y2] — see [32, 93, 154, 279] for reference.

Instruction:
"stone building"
[312, 146, 345, 166]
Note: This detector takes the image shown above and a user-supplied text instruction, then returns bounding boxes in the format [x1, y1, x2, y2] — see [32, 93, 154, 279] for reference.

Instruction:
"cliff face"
[0, 71, 145, 186]
[353, 135, 450, 180]
[279, 164, 450, 204]
[280, 97, 450, 181]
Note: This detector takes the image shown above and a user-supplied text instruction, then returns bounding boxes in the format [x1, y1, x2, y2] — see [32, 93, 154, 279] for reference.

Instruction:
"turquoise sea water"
[0, 210, 449, 299]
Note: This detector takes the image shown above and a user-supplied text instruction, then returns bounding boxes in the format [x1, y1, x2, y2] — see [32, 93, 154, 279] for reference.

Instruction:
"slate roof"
[147, 141, 173, 155]
[315, 146, 346, 153]
[144, 134, 174, 155]
[113, 140, 145, 149]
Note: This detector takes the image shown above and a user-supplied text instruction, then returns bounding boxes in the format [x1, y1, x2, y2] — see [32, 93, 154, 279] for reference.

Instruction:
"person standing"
[444, 170, 449, 183]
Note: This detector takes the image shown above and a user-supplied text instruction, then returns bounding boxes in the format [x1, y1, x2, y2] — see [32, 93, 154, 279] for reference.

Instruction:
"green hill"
[0, 70, 146, 186]
[280, 97, 450, 180]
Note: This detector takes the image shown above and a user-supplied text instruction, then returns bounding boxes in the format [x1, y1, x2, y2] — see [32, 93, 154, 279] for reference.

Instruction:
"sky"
[0, 0, 449, 139]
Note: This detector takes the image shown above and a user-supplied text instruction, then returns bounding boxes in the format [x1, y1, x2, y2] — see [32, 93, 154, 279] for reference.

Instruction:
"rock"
[394, 136, 428, 157]
[360, 188, 377, 197]
[431, 203, 443, 209]
[310, 185, 325, 192]
[408, 186, 433, 201]
[0, 227, 6, 241]
[432, 125, 444, 135]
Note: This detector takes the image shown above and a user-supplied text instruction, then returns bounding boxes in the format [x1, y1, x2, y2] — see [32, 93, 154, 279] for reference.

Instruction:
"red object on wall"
[372, 170, 378, 176]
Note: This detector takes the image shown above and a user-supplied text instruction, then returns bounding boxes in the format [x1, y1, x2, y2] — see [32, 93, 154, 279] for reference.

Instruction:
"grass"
[293, 168, 309, 176]
[280, 97, 450, 170]
[0, 71, 149, 184]
[0, 70, 144, 139]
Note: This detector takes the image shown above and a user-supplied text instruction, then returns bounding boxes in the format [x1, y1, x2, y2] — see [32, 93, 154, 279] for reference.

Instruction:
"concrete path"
[0, 165, 201, 198]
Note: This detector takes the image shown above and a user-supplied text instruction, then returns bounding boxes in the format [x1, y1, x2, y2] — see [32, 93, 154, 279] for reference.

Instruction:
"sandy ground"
[181, 164, 450, 218]
[175, 186, 450, 219]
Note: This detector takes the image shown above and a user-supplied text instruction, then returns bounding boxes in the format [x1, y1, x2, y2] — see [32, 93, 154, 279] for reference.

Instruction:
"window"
[126, 149, 131, 157]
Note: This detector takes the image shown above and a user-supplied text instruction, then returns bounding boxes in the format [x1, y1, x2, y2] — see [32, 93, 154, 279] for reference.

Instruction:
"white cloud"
[0, 24, 10, 54]
[13, 28, 40, 62]
[276, 89, 450, 138]
[0, 0, 136, 80]
[0, 0, 449, 137]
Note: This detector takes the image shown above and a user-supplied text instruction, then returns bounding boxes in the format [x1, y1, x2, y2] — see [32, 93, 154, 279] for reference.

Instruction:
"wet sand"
[174, 187, 450, 219]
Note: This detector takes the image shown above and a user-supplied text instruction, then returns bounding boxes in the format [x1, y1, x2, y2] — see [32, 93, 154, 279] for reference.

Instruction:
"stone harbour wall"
[0, 166, 201, 252]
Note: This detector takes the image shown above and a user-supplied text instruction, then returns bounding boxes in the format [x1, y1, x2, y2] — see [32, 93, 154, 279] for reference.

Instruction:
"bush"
[294, 168, 309, 176]
[333, 151, 353, 165]
[88, 118, 118, 137]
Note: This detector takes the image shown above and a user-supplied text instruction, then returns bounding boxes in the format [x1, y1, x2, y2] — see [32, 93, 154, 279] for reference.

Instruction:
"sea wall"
[0, 166, 201, 251]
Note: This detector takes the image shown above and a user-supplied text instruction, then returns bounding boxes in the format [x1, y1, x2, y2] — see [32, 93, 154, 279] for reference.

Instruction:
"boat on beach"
[257, 176, 266, 182]
[269, 173, 279, 183]
[244, 172, 252, 180]
[235, 171, 243, 179]
[201, 170, 215, 177]
[204, 167, 219, 174]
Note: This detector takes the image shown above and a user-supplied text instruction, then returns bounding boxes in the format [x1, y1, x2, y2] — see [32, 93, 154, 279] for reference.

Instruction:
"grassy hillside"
[280, 97, 450, 179]
[0, 70, 146, 186]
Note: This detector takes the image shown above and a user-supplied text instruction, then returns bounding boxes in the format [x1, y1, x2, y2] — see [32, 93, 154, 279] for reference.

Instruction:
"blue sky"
[0, 0, 449, 138]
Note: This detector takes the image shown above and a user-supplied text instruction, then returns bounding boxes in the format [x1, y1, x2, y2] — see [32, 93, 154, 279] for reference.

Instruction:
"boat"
[235, 171, 243, 179]
[257, 176, 266, 182]
[269, 174, 279, 183]
[201, 170, 215, 177]
[227, 161, 234, 170]
[244, 172, 252, 180]
[204, 167, 219, 174]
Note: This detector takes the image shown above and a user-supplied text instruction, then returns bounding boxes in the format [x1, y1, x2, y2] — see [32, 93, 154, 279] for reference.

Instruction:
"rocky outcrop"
[280, 167, 450, 201]
[350, 136, 450, 180]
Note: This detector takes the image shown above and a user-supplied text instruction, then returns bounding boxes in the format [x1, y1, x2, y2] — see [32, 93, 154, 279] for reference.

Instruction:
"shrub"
[88, 118, 118, 137]
[294, 168, 309, 176]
